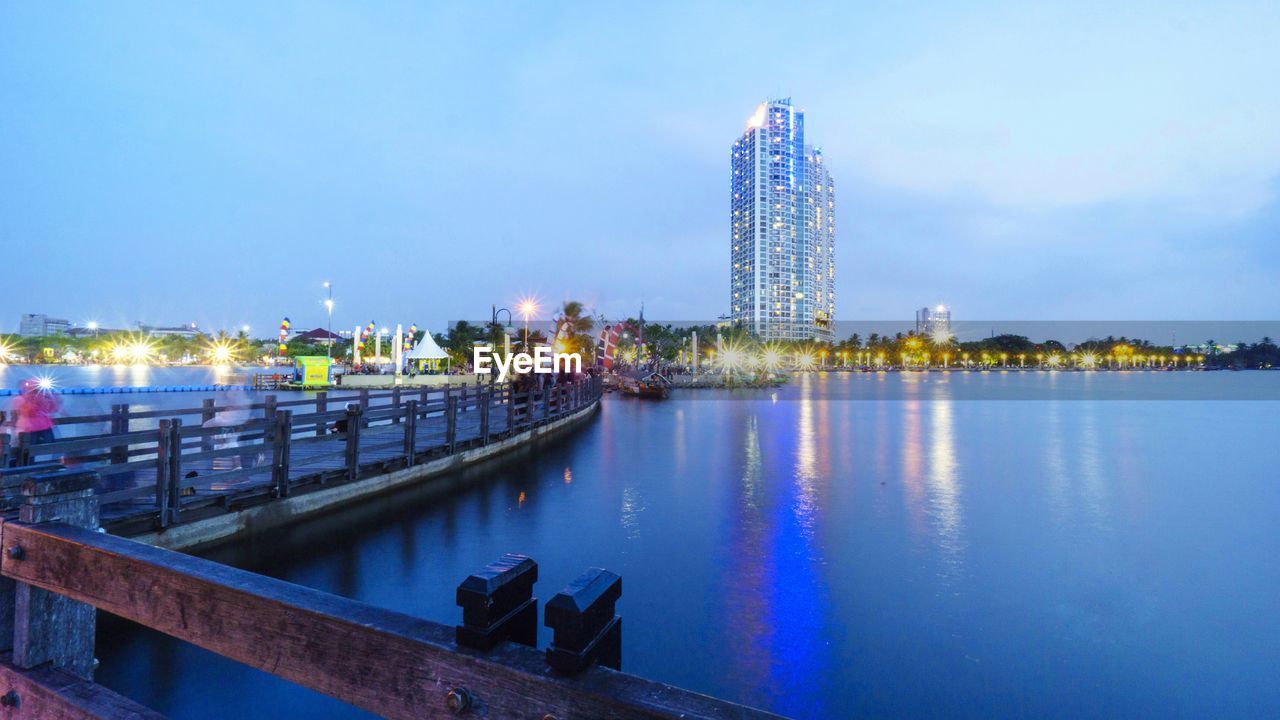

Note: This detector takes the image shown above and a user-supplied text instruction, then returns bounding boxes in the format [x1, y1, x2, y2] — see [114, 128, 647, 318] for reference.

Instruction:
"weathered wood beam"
[0, 653, 166, 720]
[0, 523, 783, 720]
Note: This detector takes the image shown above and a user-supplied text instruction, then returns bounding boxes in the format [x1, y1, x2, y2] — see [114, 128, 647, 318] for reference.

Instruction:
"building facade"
[730, 98, 835, 342]
[18, 314, 71, 337]
[915, 305, 952, 337]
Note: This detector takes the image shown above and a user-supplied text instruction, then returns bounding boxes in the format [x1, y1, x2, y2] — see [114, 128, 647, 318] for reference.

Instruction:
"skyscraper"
[730, 98, 835, 342]
[916, 305, 952, 338]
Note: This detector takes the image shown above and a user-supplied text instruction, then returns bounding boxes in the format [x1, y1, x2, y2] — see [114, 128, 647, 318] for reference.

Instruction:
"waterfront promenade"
[2, 378, 602, 546]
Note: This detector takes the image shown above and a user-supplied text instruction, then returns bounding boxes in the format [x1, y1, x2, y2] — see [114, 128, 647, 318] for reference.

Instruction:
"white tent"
[405, 331, 449, 361]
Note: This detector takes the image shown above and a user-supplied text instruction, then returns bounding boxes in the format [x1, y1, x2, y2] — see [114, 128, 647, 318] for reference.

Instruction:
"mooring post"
[544, 568, 622, 674]
[272, 411, 292, 498]
[403, 400, 418, 466]
[314, 391, 328, 438]
[154, 419, 172, 529]
[3, 469, 101, 680]
[344, 404, 363, 481]
[455, 554, 538, 650]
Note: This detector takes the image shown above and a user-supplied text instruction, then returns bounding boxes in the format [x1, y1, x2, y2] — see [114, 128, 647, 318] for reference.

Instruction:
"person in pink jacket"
[10, 378, 61, 445]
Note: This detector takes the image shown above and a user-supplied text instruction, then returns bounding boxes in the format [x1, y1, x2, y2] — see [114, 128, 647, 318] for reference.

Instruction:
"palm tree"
[554, 301, 596, 361]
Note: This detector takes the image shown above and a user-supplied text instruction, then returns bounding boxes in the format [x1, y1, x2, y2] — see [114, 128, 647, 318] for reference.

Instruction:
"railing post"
[5, 470, 101, 679]
[200, 399, 216, 452]
[167, 419, 182, 525]
[391, 387, 402, 425]
[109, 403, 129, 465]
[544, 567, 622, 674]
[155, 419, 172, 529]
[0, 433, 8, 469]
[403, 400, 418, 466]
[506, 386, 515, 437]
[262, 394, 278, 445]
[12, 433, 30, 468]
[358, 389, 369, 412]
[479, 388, 490, 445]
[446, 396, 458, 454]
[344, 404, 362, 481]
[315, 391, 328, 438]
[455, 554, 538, 650]
[272, 411, 292, 498]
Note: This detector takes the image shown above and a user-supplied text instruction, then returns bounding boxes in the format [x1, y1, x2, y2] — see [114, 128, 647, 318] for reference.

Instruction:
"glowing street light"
[323, 281, 334, 360]
[517, 297, 539, 350]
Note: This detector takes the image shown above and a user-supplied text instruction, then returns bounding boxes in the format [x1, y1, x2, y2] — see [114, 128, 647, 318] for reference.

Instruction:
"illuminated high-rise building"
[730, 98, 834, 341]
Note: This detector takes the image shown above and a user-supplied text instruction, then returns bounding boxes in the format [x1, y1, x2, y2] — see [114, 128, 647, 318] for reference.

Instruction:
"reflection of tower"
[915, 304, 951, 336]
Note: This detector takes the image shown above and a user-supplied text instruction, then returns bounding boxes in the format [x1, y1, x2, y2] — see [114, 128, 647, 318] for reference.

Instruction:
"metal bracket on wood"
[455, 554, 538, 651]
[544, 568, 622, 674]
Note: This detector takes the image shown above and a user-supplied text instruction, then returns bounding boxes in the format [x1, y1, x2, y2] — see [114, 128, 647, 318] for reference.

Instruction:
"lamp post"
[323, 282, 334, 360]
[518, 299, 538, 352]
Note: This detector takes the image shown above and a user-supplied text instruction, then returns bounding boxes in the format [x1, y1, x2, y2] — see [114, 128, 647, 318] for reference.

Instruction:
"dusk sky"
[2, 1, 1278, 336]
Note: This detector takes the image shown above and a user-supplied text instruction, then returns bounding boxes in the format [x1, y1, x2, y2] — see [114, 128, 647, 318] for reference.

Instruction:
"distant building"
[138, 322, 205, 339]
[293, 328, 343, 342]
[730, 98, 835, 342]
[18, 314, 71, 337]
[916, 305, 951, 337]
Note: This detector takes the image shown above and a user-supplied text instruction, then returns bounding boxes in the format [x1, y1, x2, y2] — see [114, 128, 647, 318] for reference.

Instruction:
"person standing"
[10, 378, 62, 444]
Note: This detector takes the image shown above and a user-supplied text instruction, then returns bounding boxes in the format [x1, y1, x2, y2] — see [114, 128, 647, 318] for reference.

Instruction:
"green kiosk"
[292, 356, 332, 388]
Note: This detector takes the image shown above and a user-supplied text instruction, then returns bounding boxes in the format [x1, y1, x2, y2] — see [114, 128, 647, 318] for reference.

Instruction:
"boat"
[617, 371, 670, 399]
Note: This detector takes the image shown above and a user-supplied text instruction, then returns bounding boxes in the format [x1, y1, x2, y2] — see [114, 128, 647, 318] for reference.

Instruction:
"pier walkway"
[1, 378, 601, 539]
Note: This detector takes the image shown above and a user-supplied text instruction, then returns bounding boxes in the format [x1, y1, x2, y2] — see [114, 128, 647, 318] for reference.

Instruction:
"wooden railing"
[1, 377, 603, 533]
[0, 468, 783, 719]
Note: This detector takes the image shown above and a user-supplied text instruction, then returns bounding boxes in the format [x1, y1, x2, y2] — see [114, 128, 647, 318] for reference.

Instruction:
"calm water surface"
[95, 372, 1280, 718]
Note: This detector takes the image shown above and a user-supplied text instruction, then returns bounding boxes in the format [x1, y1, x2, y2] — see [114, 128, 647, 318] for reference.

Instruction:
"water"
[94, 372, 1280, 718]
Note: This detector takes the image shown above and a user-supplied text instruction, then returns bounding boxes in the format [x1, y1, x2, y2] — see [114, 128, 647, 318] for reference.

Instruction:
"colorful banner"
[278, 317, 291, 356]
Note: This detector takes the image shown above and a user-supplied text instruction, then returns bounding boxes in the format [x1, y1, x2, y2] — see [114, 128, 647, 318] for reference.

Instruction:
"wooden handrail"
[8, 378, 601, 532]
[0, 521, 780, 720]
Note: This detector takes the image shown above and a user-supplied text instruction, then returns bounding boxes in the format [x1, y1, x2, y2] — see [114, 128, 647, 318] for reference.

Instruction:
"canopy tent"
[405, 332, 449, 360]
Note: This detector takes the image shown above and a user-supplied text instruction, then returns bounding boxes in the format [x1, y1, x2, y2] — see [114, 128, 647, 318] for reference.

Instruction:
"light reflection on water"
[92, 372, 1280, 719]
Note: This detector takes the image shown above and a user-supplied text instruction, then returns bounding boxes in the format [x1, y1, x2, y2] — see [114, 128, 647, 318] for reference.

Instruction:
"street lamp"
[518, 298, 538, 350]
[323, 281, 334, 360]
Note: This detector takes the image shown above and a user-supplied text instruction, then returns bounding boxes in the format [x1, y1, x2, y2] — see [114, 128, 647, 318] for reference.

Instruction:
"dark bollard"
[544, 567, 621, 673]
[455, 554, 538, 651]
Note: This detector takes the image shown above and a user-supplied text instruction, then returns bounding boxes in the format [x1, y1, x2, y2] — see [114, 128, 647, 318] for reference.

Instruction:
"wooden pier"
[0, 378, 601, 540]
[0, 467, 785, 719]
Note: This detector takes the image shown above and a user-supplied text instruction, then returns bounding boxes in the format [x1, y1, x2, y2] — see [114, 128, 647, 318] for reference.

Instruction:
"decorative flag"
[278, 317, 291, 356]
[408, 324, 418, 350]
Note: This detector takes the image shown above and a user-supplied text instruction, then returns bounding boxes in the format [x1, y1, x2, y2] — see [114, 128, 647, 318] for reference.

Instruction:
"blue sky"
[2, 1, 1278, 336]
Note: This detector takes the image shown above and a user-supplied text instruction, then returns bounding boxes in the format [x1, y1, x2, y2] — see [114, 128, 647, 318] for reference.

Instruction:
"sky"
[2, 0, 1278, 336]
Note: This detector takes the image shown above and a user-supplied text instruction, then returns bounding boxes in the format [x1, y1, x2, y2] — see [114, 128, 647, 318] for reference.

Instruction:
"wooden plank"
[0, 653, 166, 720]
[0, 523, 783, 720]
